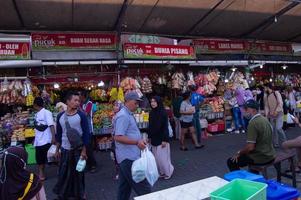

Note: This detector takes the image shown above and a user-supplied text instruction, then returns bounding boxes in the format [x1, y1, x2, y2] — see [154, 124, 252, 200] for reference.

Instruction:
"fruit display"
[90, 89, 108, 101]
[93, 104, 114, 134]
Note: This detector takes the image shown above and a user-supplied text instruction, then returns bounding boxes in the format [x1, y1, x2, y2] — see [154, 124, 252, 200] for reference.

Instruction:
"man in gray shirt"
[114, 91, 151, 200]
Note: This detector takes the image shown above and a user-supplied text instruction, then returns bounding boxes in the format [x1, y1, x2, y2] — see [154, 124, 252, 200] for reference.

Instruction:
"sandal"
[180, 147, 188, 151]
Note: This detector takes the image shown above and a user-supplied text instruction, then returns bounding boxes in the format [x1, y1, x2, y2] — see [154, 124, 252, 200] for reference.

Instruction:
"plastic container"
[224, 170, 266, 183]
[25, 144, 36, 165]
[265, 180, 300, 200]
[210, 179, 267, 200]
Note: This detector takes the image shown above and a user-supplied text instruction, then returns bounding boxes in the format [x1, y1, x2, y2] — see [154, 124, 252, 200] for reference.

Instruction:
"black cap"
[244, 99, 259, 110]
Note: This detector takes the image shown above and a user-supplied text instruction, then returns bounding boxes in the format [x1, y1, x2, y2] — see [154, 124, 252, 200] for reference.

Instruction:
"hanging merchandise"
[187, 71, 195, 86]
[194, 70, 220, 96]
[0, 79, 34, 105]
[117, 87, 125, 102]
[109, 87, 118, 102]
[120, 77, 143, 97]
[171, 72, 185, 90]
[232, 72, 249, 89]
[141, 77, 153, 94]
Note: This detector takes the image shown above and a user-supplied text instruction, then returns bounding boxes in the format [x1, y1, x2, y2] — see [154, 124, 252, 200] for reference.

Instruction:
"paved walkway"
[31, 127, 301, 199]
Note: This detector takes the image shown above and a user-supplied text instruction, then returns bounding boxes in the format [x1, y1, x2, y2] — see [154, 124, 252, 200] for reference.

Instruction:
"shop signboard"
[31, 32, 117, 51]
[123, 43, 195, 59]
[121, 34, 174, 45]
[0, 42, 30, 60]
[250, 41, 293, 55]
[193, 39, 293, 55]
[193, 39, 246, 54]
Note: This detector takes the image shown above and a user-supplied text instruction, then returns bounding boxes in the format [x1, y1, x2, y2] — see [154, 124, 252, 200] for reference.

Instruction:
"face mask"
[244, 112, 253, 120]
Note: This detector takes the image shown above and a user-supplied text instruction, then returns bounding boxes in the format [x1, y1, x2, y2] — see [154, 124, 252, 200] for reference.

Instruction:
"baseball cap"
[125, 91, 142, 102]
[244, 99, 259, 110]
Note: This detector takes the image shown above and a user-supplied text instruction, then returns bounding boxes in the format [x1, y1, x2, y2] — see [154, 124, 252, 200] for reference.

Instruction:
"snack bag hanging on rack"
[117, 87, 124, 102]
[109, 87, 118, 102]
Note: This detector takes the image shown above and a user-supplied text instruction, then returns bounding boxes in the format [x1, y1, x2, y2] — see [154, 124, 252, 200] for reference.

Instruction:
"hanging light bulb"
[225, 79, 229, 83]
[98, 81, 105, 87]
[251, 77, 254, 81]
[231, 67, 237, 72]
[282, 65, 288, 70]
[274, 16, 278, 23]
[260, 64, 264, 69]
[54, 83, 60, 89]
[269, 78, 273, 82]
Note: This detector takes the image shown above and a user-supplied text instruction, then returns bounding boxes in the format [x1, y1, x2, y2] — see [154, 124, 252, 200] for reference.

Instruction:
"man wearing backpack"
[33, 97, 56, 181]
[53, 91, 90, 200]
[264, 83, 287, 147]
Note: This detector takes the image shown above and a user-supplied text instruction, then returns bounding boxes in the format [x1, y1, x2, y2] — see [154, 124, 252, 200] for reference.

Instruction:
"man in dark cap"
[227, 99, 276, 171]
[114, 91, 151, 200]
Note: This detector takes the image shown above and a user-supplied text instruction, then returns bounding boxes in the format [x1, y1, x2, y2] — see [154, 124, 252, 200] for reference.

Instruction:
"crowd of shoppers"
[1, 82, 300, 200]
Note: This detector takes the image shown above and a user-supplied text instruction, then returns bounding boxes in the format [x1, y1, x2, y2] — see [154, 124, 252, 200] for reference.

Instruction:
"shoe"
[195, 145, 205, 149]
[180, 147, 188, 151]
[241, 130, 246, 134]
[234, 130, 240, 134]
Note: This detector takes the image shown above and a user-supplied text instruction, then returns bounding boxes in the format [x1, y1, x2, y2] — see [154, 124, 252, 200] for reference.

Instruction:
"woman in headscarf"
[0, 146, 46, 200]
[148, 96, 174, 180]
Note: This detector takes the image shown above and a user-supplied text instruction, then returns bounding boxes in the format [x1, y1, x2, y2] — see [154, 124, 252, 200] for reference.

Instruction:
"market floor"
[29, 127, 301, 200]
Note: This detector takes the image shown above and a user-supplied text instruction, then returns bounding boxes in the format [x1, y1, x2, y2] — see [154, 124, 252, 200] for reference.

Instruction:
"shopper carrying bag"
[148, 96, 174, 180]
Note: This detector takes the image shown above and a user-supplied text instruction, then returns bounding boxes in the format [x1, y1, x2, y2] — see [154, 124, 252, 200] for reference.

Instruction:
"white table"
[134, 176, 228, 200]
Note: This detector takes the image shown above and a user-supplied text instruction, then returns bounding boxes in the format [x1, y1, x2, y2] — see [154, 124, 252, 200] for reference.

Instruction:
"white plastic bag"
[168, 120, 173, 138]
[131, 153, 147, 183]
[143, 148, 159, 186]
[47, 145, 57, 163]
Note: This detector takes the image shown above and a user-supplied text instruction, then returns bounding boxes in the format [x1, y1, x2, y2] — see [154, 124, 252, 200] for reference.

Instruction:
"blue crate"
[224, 170, 266, 183]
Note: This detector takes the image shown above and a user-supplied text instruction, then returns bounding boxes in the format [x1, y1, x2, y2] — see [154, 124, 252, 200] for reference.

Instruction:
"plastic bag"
[168, 120, 173, 138]
[144, 148, 159, 186]
[47, 145, 57, 163]
[131, 153, 147, 183]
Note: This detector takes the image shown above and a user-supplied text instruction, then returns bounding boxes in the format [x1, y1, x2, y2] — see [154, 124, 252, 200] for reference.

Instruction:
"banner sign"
[123, 43, 195, 59]
[0, 42, 30, 60]
[32, 32, 117, 51]
[193, 39, 293, 55]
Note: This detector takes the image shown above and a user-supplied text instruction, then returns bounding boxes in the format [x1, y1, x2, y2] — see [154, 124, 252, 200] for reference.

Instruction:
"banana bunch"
[26, 93, 34, 106]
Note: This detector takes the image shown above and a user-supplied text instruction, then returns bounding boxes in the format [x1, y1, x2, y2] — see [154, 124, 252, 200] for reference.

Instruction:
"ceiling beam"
[184, 0, 225, 35]
[138, 0, 160, 32]
[113, 0, 131, 32]
[239, 1, 300, 38]
[288, 32, 301, 41]
[12, 0, 25, 28]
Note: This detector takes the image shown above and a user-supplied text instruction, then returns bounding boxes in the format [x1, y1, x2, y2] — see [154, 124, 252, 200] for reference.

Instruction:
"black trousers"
[117, 159, 151, 200]
[227, 154, 274, 172]
[86, 137, 97, 169]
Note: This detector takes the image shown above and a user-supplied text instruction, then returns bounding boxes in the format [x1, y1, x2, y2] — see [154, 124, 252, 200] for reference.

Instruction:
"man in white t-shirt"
[33, 97, 56, 180]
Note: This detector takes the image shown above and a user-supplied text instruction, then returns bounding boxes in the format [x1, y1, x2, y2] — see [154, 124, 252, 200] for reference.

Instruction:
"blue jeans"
[118, 159, 151, 200]
[232, 107, 245, 130]
[193, 112, 202, 143]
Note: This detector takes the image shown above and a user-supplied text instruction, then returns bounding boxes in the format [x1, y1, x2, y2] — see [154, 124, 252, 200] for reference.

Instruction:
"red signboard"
[193, 39, 293, 55]
[123, 43, 195, 59]
[0, 42, 30, 60]
[32, 32, 117, 51]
